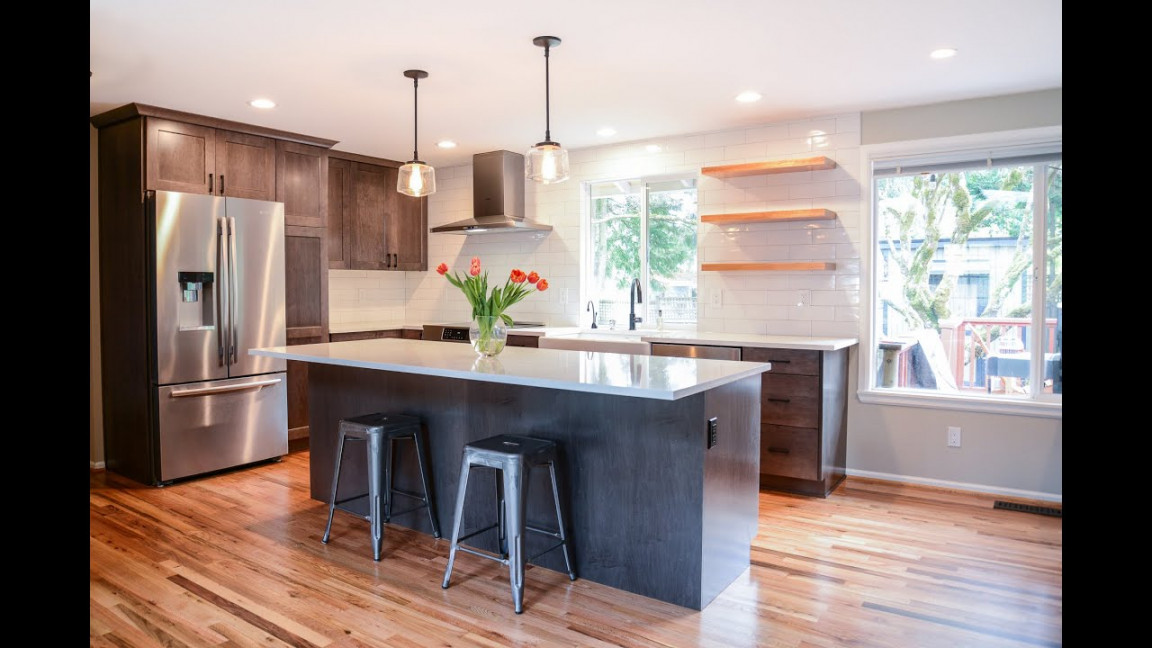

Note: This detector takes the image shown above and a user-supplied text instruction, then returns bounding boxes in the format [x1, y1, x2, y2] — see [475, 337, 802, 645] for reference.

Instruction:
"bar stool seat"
[441, 434, 576, 613]
[322, 413, 440, 561]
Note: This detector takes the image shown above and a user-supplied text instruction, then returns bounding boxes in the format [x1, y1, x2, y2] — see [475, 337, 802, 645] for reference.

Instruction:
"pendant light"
[397, 69, 436, 197]
[525, 36, 570, 184]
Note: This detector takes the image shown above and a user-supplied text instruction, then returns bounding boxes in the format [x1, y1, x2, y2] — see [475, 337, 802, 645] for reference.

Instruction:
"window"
[584, 176, 698, 328]
[864, 140, 1061, 415]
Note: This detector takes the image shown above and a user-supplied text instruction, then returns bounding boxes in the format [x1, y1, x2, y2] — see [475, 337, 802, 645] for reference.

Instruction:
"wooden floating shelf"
[701, 262, 836, 272]
[701, 209, 837, 224]
[700, 156, 837, 178]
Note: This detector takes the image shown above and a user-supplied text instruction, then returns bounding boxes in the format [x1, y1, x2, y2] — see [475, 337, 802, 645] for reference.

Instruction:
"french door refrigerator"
[100, 190, 288, 485]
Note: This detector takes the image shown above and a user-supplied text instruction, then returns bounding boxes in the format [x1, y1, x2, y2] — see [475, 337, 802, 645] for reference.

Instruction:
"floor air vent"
[993, 501, 1062, 517]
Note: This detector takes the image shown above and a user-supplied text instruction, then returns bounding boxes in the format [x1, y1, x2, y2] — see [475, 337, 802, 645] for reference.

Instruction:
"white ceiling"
[90, 0, 1062, 168]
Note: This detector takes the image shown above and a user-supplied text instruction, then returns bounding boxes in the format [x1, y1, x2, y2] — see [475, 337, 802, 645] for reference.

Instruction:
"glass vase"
[469, 315, 508, 357]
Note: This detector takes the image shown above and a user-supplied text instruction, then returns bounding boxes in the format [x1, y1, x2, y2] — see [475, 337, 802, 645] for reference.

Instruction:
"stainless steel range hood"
[430, 150, 553, 234]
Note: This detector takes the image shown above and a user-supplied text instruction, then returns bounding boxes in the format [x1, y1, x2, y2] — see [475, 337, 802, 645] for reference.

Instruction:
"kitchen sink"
[537, 332, 651, 355]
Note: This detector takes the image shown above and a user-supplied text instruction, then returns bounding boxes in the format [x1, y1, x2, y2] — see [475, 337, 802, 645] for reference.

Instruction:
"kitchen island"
[251, 339, 771, 610]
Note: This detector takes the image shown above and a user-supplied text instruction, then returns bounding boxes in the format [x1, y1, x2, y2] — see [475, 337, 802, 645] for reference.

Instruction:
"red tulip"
[436, 262, 448, 275]
[527, 271, 540, 284]
[469, 257, 481, 277]
[536, 279, 549, 291]
[510, 269, 527, 283]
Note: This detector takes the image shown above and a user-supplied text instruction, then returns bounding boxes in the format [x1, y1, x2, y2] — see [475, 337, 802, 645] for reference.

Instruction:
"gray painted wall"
[862, 88, 1061, 145]
[848, 89, 1062, 500]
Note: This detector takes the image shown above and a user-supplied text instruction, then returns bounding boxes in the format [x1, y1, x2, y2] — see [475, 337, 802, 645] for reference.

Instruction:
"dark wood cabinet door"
[145, 118, 215, 194]
[285, 225, 329, 344]
[277, 141, 328, 227]
[327, 158, 351, 269]
[389, 192, 428, 271]
[216, 130, 276, 200]
[350, 161, 390, 271]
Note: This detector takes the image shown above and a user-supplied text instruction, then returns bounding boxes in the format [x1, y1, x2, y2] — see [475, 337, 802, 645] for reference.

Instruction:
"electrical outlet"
[947, 426, 961, 448]
[707, 417, 718, 448]
[797, 290, 811, 306]
[710, 290, 722, 307]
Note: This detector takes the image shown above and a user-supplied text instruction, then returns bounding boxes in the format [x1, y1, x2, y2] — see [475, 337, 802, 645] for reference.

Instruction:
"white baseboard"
[846, 468, 1061, 504]
[90, 460, 106, 470]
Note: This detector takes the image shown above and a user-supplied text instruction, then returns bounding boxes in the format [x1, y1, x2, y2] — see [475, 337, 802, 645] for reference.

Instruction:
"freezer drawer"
[156, 373, 288, 483]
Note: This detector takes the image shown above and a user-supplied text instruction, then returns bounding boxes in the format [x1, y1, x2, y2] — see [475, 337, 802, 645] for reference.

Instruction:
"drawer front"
[761, 373, 820, 428]
[742, 347, 819, 376]
[329, 330, 403, 343]
[507, 334, 539, 348]
[760, 425, 819, 481]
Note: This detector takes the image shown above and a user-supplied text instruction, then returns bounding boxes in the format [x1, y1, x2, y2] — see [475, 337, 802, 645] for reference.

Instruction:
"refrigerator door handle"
[169, 377, 283, 398]
[227, 215, 239, 366]
[216, 215, 227, 367]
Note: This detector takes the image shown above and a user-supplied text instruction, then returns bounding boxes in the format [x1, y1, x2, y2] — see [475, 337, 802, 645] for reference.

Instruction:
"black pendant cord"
[411, 77, 420, 162]
[543, 43, 551, 143]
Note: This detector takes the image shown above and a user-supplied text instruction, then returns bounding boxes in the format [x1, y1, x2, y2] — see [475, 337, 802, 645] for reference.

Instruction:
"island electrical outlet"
[708, 417, 718, 448]
[947, 426, 961, 448]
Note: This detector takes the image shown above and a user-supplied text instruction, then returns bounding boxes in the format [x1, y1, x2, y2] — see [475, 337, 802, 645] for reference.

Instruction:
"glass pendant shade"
[525, 142, 569, 184]
[397, 161, 436, 197]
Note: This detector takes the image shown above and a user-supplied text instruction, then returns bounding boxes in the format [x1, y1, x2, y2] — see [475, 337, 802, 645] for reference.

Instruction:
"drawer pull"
[767, 446, 791, 454]
[765, 397, 791, 403]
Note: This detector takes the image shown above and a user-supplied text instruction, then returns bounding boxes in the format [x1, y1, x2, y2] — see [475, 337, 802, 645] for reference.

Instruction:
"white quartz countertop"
[251, 339, 771, 400]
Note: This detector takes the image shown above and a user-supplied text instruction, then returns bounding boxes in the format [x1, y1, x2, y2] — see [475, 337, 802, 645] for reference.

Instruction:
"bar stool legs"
[322, 413, 439, 561]
[441, 435, 576, 614]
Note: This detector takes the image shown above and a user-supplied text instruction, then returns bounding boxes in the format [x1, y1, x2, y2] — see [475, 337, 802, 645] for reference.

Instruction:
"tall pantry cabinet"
[90, 103, 338, 447]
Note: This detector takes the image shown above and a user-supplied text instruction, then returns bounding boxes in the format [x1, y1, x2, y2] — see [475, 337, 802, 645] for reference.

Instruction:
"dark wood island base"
[306, 362, 762, 610]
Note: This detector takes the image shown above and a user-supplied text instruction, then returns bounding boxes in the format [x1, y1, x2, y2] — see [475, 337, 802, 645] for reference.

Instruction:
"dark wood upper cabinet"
[351, 161, 391, 271]
[276, 141, 329, 228]
[328, 151, 427, 271]
[390, 188, 428, 271]
[144, 118, 216, 194]
[327, 158, 352, 269]
[144, 117, 275, 200]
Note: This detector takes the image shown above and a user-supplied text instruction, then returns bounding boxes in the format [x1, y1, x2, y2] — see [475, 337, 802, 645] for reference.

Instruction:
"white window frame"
[857, 127, 1062, 419]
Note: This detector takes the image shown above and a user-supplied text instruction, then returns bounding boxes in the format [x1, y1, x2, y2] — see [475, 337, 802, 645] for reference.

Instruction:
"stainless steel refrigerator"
[100, 190, 288, 485]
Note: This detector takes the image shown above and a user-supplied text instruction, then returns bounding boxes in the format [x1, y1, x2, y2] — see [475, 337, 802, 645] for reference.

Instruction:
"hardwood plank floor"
[90, 450, 1061, 647]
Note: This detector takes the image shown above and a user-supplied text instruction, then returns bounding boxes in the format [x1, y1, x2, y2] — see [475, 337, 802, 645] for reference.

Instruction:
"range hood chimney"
[430, 150, 553, 234]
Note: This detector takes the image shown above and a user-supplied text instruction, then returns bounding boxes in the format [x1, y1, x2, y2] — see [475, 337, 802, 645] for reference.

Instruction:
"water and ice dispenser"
[177, 271, 215, 330]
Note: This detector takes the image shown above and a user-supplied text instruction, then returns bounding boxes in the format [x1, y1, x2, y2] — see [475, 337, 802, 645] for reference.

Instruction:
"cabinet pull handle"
[766, 359, 790, 364]
[208, 173, 213, 194]
[767, 446, 791, 454]
[766, 397, 791, 403]
[392, 253, 398, 267]
[219, 174, 225, 195]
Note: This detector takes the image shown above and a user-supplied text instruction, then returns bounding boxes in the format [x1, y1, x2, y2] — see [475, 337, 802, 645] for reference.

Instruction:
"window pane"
[589, 180, 641, 327]
[874, 159, 1058, 399]
[1045, 162, 1062, 394]
[646, 179, 697, 324]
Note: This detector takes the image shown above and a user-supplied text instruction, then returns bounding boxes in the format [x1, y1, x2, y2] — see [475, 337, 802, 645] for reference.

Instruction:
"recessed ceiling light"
[597, 127, 617, 137]
[735, 91, 762, 103]
[436, 140, 457, 149]
[249, 98, 276, 109]
[646, 144, 662, 153]
[930, 48, 957, 59]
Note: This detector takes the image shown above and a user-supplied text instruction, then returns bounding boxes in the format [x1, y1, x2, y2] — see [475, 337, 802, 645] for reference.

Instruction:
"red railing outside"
[940, 317, 1058, 390]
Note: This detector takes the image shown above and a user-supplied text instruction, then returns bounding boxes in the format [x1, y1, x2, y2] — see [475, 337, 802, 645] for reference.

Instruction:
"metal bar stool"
[441, 434, 576, 613]
[322, 413, 441, 561]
